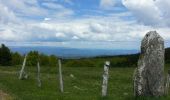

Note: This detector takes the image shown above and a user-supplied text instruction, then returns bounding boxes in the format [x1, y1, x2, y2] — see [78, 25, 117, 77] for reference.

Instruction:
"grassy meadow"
[0, 58, 170, 100]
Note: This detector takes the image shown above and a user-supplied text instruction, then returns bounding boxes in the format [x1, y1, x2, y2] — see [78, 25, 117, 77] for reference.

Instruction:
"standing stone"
[134, 31, 165, 96]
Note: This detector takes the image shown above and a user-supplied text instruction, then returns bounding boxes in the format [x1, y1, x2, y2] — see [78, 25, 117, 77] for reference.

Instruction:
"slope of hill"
[0, 47, 170, 99]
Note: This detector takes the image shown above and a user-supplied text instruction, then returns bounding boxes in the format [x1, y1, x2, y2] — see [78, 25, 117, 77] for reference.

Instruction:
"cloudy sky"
[0, 0, 170, 49]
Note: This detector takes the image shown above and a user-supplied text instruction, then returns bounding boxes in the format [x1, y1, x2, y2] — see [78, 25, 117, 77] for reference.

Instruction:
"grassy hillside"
[1, 47, 170, 99]
[0, 65, 133, 100]
[0, 63, 170, 100]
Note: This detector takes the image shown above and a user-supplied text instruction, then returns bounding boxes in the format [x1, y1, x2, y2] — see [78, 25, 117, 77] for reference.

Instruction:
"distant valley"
[9, 46, 139, 59]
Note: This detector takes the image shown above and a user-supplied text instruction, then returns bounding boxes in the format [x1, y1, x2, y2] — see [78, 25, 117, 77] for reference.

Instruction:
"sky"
[0, 0, 170, 49]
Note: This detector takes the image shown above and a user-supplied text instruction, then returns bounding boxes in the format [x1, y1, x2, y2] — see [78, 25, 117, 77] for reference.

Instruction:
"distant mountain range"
[9, 46, 139, 58]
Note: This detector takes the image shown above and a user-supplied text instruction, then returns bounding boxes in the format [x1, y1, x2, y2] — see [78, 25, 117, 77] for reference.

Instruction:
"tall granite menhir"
[134, 31, 165, 96]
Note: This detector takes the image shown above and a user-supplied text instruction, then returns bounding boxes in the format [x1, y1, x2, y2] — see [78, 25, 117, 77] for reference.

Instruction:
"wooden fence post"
[37, 62, 41, 87]
[165, 70, 170, 95]
[19, 54, 28, 80]
[102, 61, 110, 97]
[58, 59, 64, 92]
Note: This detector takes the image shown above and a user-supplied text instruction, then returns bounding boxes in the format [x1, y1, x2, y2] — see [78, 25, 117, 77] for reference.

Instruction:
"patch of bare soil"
[0, 90, 12, 100]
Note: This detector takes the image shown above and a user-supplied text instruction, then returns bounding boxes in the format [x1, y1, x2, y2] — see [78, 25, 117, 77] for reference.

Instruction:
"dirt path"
[0, 90, 12, 100]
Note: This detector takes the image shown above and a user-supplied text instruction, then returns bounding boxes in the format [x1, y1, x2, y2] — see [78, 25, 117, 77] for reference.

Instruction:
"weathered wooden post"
[19, 54, 28, 80]
[102, 61, 110, 97]
[37, 62, 41, 87]
[133, 31, 165, 96]
[58, 59, 64, 92]
[165, 70, 170, 95]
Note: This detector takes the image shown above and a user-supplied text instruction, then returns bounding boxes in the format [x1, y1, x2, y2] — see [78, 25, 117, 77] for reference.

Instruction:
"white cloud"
[31, 16, 157, 42]
[0, 0, 75, 42]
[55, 32, 66, 38]
[90, 23, 105, 33]
[122, 0, 170, 26]
[44, 18, 51, 21]
[0, 29, 17, 41]
[0, 3, 18, 24]
[1, 14, 170, 49]
[100, 0, 116, 10]
[64, 0, 74, 5]
[41, 2, 74, 17]
[54, 9, 74, 17]
[0, 0, 48, 17]
[42, 2, 65, 9]
[0, 0, 170, 49]
[72, 36, 79, 40]
[0, 0, 74, 18]
[0, 24, 29, 41]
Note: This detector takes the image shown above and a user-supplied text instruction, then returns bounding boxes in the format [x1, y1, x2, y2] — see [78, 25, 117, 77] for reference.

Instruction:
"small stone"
[70, 74, 74, 78]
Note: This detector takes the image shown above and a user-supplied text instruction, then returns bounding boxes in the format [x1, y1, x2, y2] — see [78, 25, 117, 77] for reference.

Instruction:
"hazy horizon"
[8, 46, 139, 58]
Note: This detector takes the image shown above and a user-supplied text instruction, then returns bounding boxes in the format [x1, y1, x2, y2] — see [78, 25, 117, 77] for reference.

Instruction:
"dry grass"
[0, 90, 12, 100]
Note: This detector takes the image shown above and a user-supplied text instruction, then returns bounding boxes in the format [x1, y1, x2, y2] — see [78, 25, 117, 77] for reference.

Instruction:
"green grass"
[0, 63, 170, 100]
